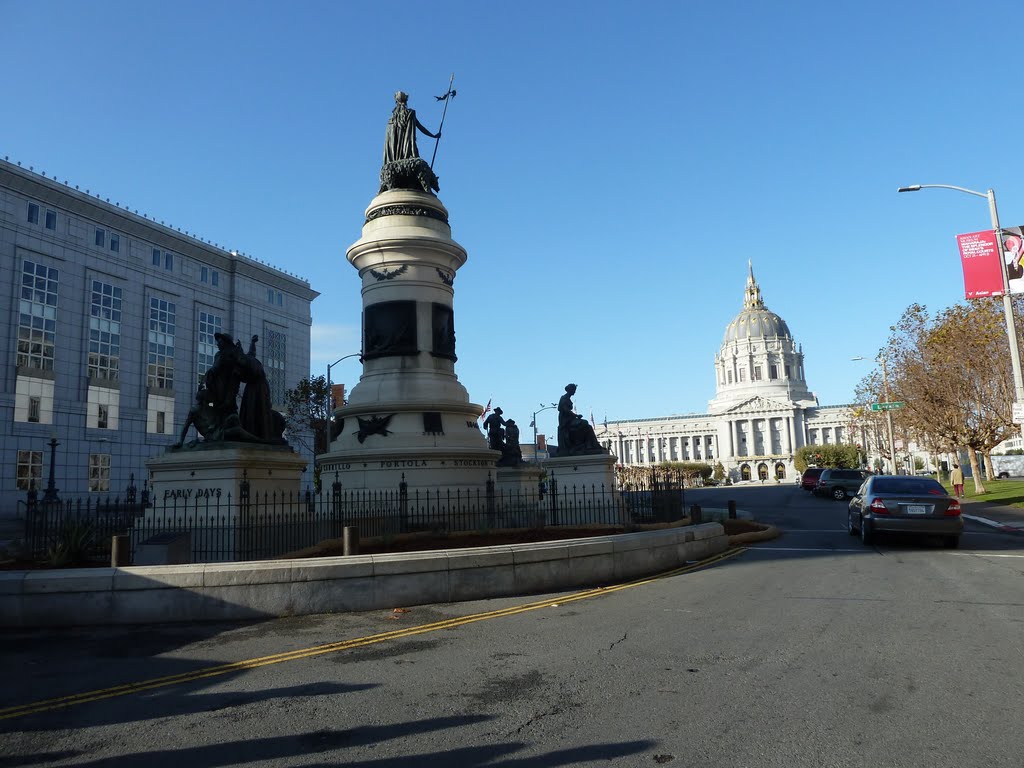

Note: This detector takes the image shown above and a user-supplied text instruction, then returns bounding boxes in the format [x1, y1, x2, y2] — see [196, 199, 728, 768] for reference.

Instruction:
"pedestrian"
[950, 463, 965, 499]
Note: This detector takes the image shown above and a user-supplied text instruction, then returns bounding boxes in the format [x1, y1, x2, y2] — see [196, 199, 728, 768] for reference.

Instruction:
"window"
[784, 365, 791, 379]
[267, 288, 282, 305]
[89, 280, 122, 381]
[156, 411, 165, 434]
[95, 228, 106, 247]
[263, 328, 287, 405]
[276, 292, 283, 306]
[164, 251, 174, 271]
[16, 451, 42, 491]
[27, 203, 39, 224]
[147, 297, 176, 389]
[45, 209, 56, 230]
[753, 366, 762, 381]
[769, 364, 778, 380]
[152, 248, 161, 267]
[28, 397, 41, 423]
[200, 266, 208, 283]
[739, 368, 746, 382]
[88, 454, 111, 492]
[196, 311, 222, 386]
[267, 288, 274, 303]
[97, 404, 109, 429]
[17, 260, 59, 370]
[211, 270, 219, 287]
[109, 233, 119, 252]
[728, 370, 733, 384]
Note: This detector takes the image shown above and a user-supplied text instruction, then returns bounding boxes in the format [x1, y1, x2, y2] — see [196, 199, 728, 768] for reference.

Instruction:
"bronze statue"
[483, 407, 506, 452]
[172, 332, 286, 449]
[379, 91, 442, 194]
[498, 419, 523, 466]
[555, 383, 605, 457]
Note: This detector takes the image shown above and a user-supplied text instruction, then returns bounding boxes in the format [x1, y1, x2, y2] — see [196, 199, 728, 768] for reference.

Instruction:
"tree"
[283, 375, 332, 456]
[712, 461, 726, 482]
[794, 444, 860, 472]
[885, 301, 1018, 494]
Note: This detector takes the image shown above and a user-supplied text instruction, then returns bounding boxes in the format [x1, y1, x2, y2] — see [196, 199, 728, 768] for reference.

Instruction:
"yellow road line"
[1, 546, 747, 721]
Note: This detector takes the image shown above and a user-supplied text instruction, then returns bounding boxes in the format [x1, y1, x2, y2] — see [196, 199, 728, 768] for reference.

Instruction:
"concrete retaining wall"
[0, 523, 727, 628]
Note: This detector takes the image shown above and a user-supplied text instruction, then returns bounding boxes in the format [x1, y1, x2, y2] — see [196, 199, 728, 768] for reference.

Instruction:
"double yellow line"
[1, 547, 746, 721]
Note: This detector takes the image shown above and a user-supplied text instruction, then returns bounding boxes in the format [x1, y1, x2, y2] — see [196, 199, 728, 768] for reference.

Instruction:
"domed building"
[600, 264, 853, 482]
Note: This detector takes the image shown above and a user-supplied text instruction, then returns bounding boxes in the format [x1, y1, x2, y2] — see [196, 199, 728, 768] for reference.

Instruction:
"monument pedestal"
[141, 445, 308, 563]
[317, 188, 497, 495]
[543, 452, 625, 525]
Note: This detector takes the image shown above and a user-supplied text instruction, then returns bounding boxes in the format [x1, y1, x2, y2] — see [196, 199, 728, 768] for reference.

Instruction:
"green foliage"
[46, 520, 95, 568]
[794, 444, 861, 472]
[283, 375, 332, 454]
[712, 461, 726, 481]
[656, 461, 714, 482]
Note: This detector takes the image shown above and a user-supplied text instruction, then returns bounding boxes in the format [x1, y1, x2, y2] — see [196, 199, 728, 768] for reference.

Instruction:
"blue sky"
[4, 1, 1023, 442]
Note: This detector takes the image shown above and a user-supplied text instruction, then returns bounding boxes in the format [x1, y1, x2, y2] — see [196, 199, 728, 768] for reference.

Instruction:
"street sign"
[1013, 401, 1024, 424]
[870, 402, 905, 412]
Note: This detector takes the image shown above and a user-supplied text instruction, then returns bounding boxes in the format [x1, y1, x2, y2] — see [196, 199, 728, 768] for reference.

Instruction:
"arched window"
[775, 462, 786, 480]
[741, 464, 751, 481]
[757, 463, 769, 480]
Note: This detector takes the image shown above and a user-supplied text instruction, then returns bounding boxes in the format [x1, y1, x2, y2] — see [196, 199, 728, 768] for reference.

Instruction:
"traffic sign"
[1013, 401, 1024, 424]
[870, 402, 905, 412]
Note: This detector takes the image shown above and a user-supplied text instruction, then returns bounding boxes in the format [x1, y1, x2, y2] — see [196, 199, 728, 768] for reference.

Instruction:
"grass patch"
[937, 477, 1024, 508]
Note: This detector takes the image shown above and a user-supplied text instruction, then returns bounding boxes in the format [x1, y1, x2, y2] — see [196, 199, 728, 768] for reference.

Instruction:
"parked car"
[813, 468, 869, 500]
[847, 475, 962, 547]
[799, 467, 825, 491]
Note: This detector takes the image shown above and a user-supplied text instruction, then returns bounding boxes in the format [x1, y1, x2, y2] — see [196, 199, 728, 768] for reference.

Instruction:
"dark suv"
[800, 467, 825, 491]
[813, 468, 868, 500]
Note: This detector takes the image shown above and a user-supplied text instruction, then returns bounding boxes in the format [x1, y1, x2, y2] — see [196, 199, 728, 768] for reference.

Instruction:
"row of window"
[17, 451, 111, 492]
[27, 200, 231, 286]
[26, 203, 56, 230]
[17, 258, 289, 403]
[723, 363, 800, 385]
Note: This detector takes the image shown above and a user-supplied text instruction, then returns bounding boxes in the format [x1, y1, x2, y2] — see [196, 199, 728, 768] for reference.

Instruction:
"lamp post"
[325, 352, 362, 448]
[852, 356, 900, 474]
[529, 403, 557, 462]
[43, 430, 60, 502]
[897, 184, 1024, 412]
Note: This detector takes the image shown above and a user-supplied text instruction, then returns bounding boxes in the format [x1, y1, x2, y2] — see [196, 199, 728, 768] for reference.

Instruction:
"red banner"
[1003, 226, 1024, 295]
[956, 230, 1003, 298]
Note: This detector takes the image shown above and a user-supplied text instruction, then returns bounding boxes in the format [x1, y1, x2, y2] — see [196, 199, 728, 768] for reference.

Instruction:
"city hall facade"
[599, 266, 853, 482]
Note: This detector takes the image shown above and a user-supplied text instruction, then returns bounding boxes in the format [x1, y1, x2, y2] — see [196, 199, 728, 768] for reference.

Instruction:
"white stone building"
[599, 265, 854, 482]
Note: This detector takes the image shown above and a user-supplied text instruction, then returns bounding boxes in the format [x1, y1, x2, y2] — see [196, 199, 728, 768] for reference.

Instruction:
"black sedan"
[848, 475, 963, 548]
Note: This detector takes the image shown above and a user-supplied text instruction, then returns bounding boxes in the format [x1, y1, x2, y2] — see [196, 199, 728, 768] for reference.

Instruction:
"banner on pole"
[956, 230, 1003, 298]
[1002, 226, 1024, 295]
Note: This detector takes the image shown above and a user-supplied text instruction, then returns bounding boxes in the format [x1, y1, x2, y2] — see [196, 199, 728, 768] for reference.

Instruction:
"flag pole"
[430, 73, 455, 170]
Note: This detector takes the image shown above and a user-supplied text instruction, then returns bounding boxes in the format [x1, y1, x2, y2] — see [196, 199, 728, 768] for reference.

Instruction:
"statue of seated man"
[556, 383, 605, 456]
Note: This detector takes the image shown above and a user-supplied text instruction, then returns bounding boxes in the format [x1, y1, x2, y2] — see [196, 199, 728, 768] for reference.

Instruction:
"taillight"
[945, 499, 961, 516]
[869, 498, 889, 515]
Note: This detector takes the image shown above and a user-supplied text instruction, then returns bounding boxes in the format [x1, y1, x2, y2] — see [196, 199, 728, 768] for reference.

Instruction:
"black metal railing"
[18, 467, 687, 565]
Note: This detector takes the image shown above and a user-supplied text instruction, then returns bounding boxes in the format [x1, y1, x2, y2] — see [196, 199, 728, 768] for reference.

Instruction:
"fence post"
[332, 472, 342, 539]
[728, 499, 737, 519]
[111, 535, 130, 567]
[485, 472, 495, 527]
[690, 504, 703, 524]
[239, 470, 252, 560]
[399, 473, 409, 532]
[343, 526, 360, 556]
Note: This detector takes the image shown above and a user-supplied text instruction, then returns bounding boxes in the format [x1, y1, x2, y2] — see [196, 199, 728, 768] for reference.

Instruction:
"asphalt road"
[3, 484, 1023, 767]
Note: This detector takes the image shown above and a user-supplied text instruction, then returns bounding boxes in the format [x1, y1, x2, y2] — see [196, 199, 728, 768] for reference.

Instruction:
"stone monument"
[316, 90, 499, 495]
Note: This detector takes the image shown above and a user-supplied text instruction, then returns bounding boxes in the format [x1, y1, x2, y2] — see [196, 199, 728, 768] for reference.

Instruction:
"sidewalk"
[960, 499, 1024, 534]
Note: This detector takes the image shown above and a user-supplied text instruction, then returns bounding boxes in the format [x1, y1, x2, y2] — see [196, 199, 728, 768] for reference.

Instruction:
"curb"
[963, 514, 1024, 534]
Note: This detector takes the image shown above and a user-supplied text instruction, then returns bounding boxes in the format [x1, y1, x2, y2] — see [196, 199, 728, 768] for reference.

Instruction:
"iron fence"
[19, 467, 687, 565]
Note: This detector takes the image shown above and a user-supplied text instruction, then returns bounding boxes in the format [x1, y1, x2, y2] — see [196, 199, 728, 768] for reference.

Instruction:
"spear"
[430, 73, 456, 170]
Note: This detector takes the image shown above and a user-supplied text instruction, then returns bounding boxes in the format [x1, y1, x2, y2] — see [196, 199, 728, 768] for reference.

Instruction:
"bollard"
[728, 500, 737, 519]
[342, 526, 360, 556]
[111, 535, 131, 567]
[690, 504, 703, 524]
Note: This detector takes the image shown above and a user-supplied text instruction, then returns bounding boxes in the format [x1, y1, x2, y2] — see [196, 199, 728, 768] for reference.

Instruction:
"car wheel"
[860, 519, 874, 545]
[944, 535, 960, 549]
[832, 487, 847, 501]
[847, 512, 857, 536]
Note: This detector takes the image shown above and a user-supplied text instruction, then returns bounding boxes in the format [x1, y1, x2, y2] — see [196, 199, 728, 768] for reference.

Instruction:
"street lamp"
[529, 403, 557, 462]
[43, 430, 60, 502]
[325, 352, 362, 448]
[897, 184, 1024, 413]
[852, 356, 900, 474]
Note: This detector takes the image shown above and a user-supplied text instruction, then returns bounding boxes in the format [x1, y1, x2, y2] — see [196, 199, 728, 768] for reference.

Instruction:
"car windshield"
[871, 478, 946, 495]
